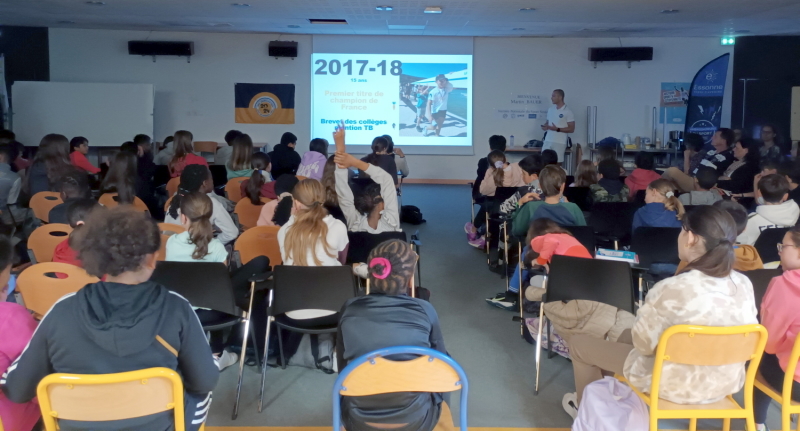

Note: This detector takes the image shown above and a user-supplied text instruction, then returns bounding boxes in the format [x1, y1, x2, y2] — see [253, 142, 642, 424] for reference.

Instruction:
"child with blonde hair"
[631, 179, 685, 232]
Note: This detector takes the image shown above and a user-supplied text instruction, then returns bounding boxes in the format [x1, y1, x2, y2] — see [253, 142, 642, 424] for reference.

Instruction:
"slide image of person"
[398, 63, 468, 138]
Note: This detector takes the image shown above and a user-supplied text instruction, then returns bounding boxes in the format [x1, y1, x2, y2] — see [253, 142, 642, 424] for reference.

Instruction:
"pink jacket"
[761, 269, 800, 382]
[0, 302, 40, 431]
[625, 168, 661, 200]
[531, 233, 592, 266]
[256, 199, 280, 227]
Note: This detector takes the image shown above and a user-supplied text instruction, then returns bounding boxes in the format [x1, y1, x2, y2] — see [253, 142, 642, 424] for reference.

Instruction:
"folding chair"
[630, 227, 681, 301]
[166, 177, 180, 197]
[563, 187, 592, 212]
[150, 261, 264, 419]
[563, 225, 596, 257]
[485, 187, 519, 285]
[754, 333, 800, 431]
[588, 202, 636, 249]
[157, 223, 187, 262]
[225, 177, 249, 203]
[37, 367, 191, 431]
[754, 227, 790, 264]
[17, 262, 100, 317]
[258, 265, 356, 412]
[29, 191, 63, 223]
[234, 225, 281, 267]
[208, 165, 228, 188]
[98, 193, 149, 212]
[346, 231, 408, 264]
[233, 197, 270, 231]
[332, 346, 469, 431]
[744, 268, 782, 316]
[535, 255, 635, 394]
[27, 223, 72, 263]
[618, 324, 767, 431]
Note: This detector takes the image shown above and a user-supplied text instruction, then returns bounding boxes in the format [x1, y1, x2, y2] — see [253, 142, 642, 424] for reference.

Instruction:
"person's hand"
[540, 124, 548, 131]
[394, 148, 405, 157]
[334, 152, 358, 169]
[518, 192, 540, 205]
[333, 120, 346, 154]
[102, 156, 110, 165]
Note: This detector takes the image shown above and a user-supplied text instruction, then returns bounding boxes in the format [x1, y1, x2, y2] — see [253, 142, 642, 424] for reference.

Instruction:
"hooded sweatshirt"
[1, 281, 219, 431]
[625, 168, 661, 200]
[268, 143, 302, 179]
[675, 244, 764, 274]
[631, 202, 682, 233]
[737, 200, 800, 246]
[590, 178, 629, 203]
[297, 151, 328, 180]
[761, 269, 800, 383]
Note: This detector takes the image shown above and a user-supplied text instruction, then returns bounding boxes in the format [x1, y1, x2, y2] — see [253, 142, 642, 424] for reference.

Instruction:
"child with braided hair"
[336, 239, 449, 431]
[165, 164, 238, 245]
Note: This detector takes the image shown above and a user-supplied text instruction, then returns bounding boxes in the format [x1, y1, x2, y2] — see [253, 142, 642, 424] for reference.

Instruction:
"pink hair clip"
[369, 257, 392, 279]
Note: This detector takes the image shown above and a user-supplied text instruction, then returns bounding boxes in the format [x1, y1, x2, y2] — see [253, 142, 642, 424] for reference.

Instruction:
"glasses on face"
[777, 243, 798, 253]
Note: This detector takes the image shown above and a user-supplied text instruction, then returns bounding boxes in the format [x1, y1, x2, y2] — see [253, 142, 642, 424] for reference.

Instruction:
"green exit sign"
[721, 37, 736, 45]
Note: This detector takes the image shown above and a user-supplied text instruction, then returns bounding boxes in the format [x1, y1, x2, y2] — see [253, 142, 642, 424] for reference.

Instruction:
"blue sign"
[684, 54, 730, 144]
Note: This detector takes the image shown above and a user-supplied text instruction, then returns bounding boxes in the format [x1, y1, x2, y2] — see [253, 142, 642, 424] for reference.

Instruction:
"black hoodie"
[268, 143, 302, 179]
[1, 281, 218, 431]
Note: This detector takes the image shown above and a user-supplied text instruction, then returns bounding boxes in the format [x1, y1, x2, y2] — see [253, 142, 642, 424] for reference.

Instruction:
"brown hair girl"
[283, 179, 335, 266]
[179, 192, 214, 260]
[488, 150, 507, 187]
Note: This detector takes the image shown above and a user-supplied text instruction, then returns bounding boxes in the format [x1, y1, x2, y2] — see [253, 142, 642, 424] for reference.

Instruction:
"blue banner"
[684, 54, 729, 145]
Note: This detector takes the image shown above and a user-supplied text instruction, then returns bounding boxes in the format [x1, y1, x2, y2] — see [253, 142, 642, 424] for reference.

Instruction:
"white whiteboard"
[11, 81, 154, 147]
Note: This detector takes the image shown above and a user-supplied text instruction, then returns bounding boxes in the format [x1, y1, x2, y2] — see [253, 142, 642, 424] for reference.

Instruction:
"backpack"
[572, 377, 648, 431]
[401, 205, 426, 225]
[287, 333, 337, 374]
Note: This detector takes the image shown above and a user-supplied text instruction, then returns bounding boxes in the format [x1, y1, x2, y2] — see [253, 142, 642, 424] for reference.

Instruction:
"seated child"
[590, 159, 629, 203]
[165, 165, 238, 245]
[337, 239, 449, 431]
[624, 152, 661, 198]
[0, 236, 40, 431]
[52, 198, 102, 269]
[2, 206, 219, 431]
[478, 150, 525, 197]
[778, 160, 800, 206]
[47, 172, 92, 225]
[675, 200, 763, 273]
[571, 160, 598, 187]
[678, 166, 723, 206]
[631, 179, 684, 233]
[239, 152, 272, 203]
[335, 152, 401, 234]
[257, 174, 299, 227]
[297, 138, 328, 180]
[738, 174, 800, 246]
[472, 135, 506, 198]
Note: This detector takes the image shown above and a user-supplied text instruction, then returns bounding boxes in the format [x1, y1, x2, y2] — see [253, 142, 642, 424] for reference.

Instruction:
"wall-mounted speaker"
[588, 47, 653, 63]
[269, 41, 298, 58]
[128, 41, 194, 57]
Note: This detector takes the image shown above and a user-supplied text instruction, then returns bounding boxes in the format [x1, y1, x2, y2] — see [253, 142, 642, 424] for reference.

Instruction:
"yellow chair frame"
[754, 333, 800, 431]
[37, 367, 188, 431]
[619, 324, 767, 431]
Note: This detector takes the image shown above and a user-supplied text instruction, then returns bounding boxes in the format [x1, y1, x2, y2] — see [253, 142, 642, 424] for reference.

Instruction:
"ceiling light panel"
[424, 6, 443, 14]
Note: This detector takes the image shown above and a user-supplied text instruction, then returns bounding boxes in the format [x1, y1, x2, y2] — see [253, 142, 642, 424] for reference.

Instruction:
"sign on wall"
[659, 82, 690, 124]
[234, 83, 295, 124]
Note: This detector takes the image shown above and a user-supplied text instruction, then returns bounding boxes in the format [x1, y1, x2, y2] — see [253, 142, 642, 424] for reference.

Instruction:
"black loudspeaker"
[588, 47, 653, 62]
[269, 41, 298, 58]
[128, 41, 194, 57]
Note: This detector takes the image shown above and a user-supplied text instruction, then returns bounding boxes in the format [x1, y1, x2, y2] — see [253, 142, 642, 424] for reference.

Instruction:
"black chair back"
[632, 189, 646, 208]
[744, 268, 782, 315]
[563, 225, 596, 257]
[754, 227, 790, 264]
[566, 175, 575, 186]
[563, 187, 592, 212]
[588, 202, 636, 243]
[486, 187, 519, 215]
[209, 165, 229, 188]
[154, 165, 171, 189]
[271, 266, 356, 316]
[630, 227, 681, 268]
[547, 255, 635, 313]
[346, 231, 408, 264]
[150, 261, 238, 315]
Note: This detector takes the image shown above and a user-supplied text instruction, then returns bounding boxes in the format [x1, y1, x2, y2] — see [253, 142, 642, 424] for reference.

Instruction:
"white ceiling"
[2, 0, 800, 37]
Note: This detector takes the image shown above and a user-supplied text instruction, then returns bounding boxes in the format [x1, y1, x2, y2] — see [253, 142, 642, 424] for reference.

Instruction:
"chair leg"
[518, 241, 524, 336]
[722, 417, 731, 431]
[783, 411, 792, 431]
[485, 212, 490, 257]
[258, 313, 274, 413]
[689, 418, 697, 431]
[503, 221, 509, 288]
[535, 305, 545, 395]
[232, 318, 251, 420]
[277, 326, 287, 369]
[547, 319, 555, 359]
[249, 325, 260, 368]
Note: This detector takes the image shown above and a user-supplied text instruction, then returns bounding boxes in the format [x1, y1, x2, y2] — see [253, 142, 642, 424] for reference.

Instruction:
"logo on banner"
[234, 83, 295, 124]
[253, 95, 278, 117]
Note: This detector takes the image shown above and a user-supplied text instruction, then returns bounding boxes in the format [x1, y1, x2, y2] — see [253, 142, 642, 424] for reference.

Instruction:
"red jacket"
[624, 168, 661, 201]
[761, 269, 800, 383]
[531, 233, 592, 266]
[70, 151, 101, 174]
[169, 153, 208, 178]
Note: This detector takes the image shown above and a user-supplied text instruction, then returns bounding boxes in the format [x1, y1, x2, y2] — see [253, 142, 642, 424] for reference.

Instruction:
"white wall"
[48, 29, 733, 179]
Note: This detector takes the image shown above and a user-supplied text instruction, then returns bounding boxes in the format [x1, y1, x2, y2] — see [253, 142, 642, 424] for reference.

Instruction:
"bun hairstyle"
[168, 164, 211, 220]
[180, 192, 215, 260]
[678, 205, 737, 278]
[271, 174, 300, 226]
[309, 138, 329, 158]
[283, 179, 334, 266]
[322, 155, 338, 206]
[367, 239, 417, 296]
[648, 179, 684, 220]
[381, 135, 395, 153]
[354, 182, 383, 216]
[364, 136, 389, 166]
[228, 133, 254, 171]
[246, 152, 271, 205]
[487, 149, 507, 186]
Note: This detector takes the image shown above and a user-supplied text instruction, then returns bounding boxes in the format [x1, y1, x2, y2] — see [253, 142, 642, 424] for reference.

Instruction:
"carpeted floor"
[207, 184, 784, 430]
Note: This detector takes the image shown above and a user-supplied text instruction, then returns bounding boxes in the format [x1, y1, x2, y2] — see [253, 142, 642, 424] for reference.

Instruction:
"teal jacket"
[511, 200, 586, 237]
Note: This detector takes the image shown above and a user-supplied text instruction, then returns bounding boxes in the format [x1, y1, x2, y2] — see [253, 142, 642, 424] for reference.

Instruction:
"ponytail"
[649, 179, 684, 220]
[493, 165, 505, 187]
[283, 180, 335, 266]
[272, 194, 294, 226]
[246, 169, 267, 205]
[179, 192, 214, 260]
[488, 149, 506, 187]
[664, 195, 685, 220]
[677, 205, 737, 278]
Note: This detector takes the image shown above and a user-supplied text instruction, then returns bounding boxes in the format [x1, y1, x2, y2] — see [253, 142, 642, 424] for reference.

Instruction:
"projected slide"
[311, 54, 472, 146]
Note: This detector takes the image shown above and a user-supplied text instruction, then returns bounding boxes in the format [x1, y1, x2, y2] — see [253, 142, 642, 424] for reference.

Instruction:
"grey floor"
[208, 184, 784, 430]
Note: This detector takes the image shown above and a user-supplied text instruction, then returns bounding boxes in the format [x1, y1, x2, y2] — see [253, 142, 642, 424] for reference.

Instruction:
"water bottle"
[510, 135, 515, 147]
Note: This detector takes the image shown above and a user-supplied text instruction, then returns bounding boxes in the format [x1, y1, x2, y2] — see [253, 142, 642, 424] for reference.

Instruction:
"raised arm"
[365, 163, 400, 229]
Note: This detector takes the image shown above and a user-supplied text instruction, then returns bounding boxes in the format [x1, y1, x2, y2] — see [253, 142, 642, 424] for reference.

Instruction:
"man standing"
[425, 75, 453, 137]
[541, 89, 575, 164]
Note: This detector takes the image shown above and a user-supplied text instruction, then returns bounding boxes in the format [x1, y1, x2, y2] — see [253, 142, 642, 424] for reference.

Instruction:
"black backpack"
[401, 205, 426, 225]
